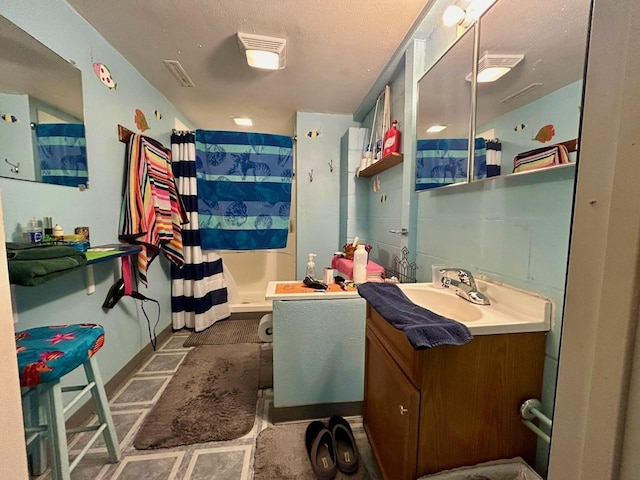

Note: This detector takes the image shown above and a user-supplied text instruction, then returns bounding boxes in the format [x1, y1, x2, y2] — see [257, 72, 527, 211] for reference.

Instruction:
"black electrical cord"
[139, 297, 160, 351]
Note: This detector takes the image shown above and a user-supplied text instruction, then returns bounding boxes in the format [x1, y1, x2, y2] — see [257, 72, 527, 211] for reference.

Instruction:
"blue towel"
[36, 123, 88, 187]
[358, 282, 473, 349]
[195, 130, 293, 250]
[415, 137, 486, 191]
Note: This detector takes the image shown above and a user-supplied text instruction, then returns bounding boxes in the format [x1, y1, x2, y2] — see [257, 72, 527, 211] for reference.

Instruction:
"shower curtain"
[194, 130, 293, 250]
[36, 123, 88, 187]
[170, 131, 230, 332]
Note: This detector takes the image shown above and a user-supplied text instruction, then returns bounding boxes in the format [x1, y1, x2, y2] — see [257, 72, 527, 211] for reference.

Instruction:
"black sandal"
[329, 415, 359, 474]
[305, 420, 337, 479]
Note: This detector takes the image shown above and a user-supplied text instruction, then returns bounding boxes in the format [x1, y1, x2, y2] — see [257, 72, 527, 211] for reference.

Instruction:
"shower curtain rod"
[173, 127, 295, 142]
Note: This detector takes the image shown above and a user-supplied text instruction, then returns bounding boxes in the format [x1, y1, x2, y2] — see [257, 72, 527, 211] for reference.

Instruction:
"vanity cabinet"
[363, 303, 546, 479]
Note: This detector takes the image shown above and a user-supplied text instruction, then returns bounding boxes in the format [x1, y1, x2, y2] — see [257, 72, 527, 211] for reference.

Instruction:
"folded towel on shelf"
[358, 282, 472, 349]
[6, 243, 87, 286]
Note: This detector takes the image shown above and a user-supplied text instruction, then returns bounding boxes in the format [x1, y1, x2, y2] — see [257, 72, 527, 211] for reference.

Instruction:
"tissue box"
[331, 256, 384, 282]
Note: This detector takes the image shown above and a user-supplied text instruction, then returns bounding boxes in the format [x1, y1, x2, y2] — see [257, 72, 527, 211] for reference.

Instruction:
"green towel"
[6, 242, 87, 286]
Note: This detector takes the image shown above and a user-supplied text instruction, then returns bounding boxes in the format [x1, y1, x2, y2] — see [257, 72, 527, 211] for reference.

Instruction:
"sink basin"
[399, 285, 483, 322]
[397, 279, 552, 335]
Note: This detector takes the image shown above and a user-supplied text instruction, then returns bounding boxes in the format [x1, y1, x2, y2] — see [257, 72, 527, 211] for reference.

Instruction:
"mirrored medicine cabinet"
[0, 15, 88, 188]
[415, 0, 592, 191]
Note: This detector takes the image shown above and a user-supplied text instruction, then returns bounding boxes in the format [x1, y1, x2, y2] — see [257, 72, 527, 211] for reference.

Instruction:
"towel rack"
[117, 124, 134, 143]
[520, 398, 551, 443]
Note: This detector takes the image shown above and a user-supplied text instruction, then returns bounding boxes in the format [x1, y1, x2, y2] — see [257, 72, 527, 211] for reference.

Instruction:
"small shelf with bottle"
[358, 152, 404, 178]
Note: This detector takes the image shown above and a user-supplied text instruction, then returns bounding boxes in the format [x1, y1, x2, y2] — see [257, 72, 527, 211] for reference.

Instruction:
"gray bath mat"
[254, 422, 372, 480]
[183, 317, 262, 346]
[133, 343, 260, 449]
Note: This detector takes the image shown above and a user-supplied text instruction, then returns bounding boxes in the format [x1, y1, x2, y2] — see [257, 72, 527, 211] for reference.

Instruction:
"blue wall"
[361, 64, 407, 272]
[339, 127, 370, 247]
[296, 112, 358, 278]
[272, 297, 366, 408]
[1, 1, 191, 389]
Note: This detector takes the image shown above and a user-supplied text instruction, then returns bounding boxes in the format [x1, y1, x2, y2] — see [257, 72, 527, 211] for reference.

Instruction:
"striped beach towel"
[120, 134, 188, 286]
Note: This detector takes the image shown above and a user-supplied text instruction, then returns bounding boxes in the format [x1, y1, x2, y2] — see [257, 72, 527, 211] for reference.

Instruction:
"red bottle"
[383, 120, 401, 158]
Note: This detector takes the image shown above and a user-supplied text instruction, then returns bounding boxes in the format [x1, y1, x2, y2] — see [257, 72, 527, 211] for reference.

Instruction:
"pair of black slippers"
[305, 415, 359, 479]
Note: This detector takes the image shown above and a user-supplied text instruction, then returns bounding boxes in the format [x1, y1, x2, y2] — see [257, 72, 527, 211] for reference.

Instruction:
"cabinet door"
[364, 328, 420, 480]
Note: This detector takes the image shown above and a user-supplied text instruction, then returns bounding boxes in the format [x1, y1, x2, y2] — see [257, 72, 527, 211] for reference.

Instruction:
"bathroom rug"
[183, 317, 263, 346]
[254, 421, 377, 479]
[133, 343, 260, 449]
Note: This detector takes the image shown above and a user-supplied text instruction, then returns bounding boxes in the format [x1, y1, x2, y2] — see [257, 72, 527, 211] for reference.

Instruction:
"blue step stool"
[16, 324, 120, 480]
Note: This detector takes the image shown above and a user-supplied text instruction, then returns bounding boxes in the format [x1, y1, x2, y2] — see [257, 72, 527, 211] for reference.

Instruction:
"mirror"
[415, 0, 590, 191]
[0, 15, 87, 187]
[475, 0, 590, 176]
[415, 25, 486, 191]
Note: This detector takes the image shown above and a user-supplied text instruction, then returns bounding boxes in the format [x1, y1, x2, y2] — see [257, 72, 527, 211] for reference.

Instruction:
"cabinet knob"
[399, 405, 409, 415]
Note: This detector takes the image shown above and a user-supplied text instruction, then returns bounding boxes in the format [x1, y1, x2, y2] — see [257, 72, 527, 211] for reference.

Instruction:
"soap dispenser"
[306, 253, 317, 279]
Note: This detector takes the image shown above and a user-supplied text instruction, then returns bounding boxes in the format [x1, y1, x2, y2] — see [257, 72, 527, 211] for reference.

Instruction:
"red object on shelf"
[383, 119, 401, 158]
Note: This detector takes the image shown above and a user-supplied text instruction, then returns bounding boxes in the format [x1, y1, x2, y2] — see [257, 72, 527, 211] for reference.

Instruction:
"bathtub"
[220, 249, 295, 314]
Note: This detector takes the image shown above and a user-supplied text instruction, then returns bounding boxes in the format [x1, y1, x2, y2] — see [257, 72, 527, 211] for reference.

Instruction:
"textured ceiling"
[67, 0, 429, 134]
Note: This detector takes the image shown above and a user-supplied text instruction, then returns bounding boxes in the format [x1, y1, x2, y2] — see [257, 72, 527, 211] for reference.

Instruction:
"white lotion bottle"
[306, 253, 317, 279]
[353, 244, 368, 284]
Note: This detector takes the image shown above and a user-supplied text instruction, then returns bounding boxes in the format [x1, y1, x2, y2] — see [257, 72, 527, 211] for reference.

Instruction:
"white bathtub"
[220, 249, 295, 314]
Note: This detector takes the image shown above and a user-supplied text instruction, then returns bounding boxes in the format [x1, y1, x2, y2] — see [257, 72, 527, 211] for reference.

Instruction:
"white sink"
[397, 278, 552, 335]
[399, 285, 483, 322]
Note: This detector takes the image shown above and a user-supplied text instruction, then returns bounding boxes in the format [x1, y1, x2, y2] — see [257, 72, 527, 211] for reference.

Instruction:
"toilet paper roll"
[258, 313, 273, 343]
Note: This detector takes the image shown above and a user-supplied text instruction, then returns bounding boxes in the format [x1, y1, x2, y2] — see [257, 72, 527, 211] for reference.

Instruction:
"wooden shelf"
[359, 152, 403, 177]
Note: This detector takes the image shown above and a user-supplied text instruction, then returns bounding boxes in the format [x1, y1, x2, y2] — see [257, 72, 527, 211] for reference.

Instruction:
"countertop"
[265, 280, 361, 301]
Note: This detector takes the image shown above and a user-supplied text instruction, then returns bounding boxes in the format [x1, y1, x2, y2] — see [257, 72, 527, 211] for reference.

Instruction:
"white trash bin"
[417, 457, 543, 480]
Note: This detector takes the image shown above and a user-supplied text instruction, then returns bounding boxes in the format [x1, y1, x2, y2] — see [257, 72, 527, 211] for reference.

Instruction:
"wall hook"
[309, 169, 314, 183]
[328, 159, 334, 172]
[5, 158, 19, 174]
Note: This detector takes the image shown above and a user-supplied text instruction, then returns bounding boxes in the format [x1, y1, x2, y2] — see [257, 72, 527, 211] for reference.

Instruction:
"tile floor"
[29, 331, 381, 480]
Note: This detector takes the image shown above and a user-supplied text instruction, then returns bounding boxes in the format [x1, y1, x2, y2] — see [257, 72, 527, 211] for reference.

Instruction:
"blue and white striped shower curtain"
[36, 123, 88, 187]
[170, 132, 230, 332]
[195, 130, 293, 250]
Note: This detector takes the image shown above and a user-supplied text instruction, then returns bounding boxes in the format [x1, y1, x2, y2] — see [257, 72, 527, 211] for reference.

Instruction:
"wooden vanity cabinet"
[363, 303, 546, 480]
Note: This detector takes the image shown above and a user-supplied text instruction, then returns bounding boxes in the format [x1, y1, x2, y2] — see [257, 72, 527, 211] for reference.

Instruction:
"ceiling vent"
[465, 53, 525, 82]
[163, 60, 195, 87]
[237, 32, 286, 70]
[501, 83, 543, 103]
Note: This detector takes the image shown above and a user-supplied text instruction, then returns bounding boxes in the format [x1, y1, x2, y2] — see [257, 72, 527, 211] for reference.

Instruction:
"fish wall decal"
[134, 109, 149, 132]
[533, 124, 555, 143]
[1, 113, 20, 123]
[93, 62, 117, 89]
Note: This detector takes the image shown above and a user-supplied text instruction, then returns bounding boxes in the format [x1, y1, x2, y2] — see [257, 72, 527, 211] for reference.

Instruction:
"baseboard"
[67, 322, 173, 428]
[273, 401, 363, 424]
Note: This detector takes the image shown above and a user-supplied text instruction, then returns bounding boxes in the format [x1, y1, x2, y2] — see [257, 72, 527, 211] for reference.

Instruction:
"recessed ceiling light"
[233, 117, 253, 126]
[426, 125, 448, 133]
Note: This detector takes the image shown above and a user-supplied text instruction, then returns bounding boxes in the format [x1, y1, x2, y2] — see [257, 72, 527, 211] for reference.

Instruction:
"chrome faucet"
[439, 268, 490, 305]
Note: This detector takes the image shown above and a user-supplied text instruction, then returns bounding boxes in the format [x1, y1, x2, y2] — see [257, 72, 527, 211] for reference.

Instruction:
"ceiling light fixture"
[465, 53, 524, 83]
[442, 5, 472, 28]
[233, 117, 253, 127]
[163, 60, 195, 87]
[426, 124, 448, 133]
[237, 32, 286, 70]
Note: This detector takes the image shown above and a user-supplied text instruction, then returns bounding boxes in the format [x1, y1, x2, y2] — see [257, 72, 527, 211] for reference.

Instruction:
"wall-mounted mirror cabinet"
[0, 15, 88, 188]
[416, 0, 591, 191]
